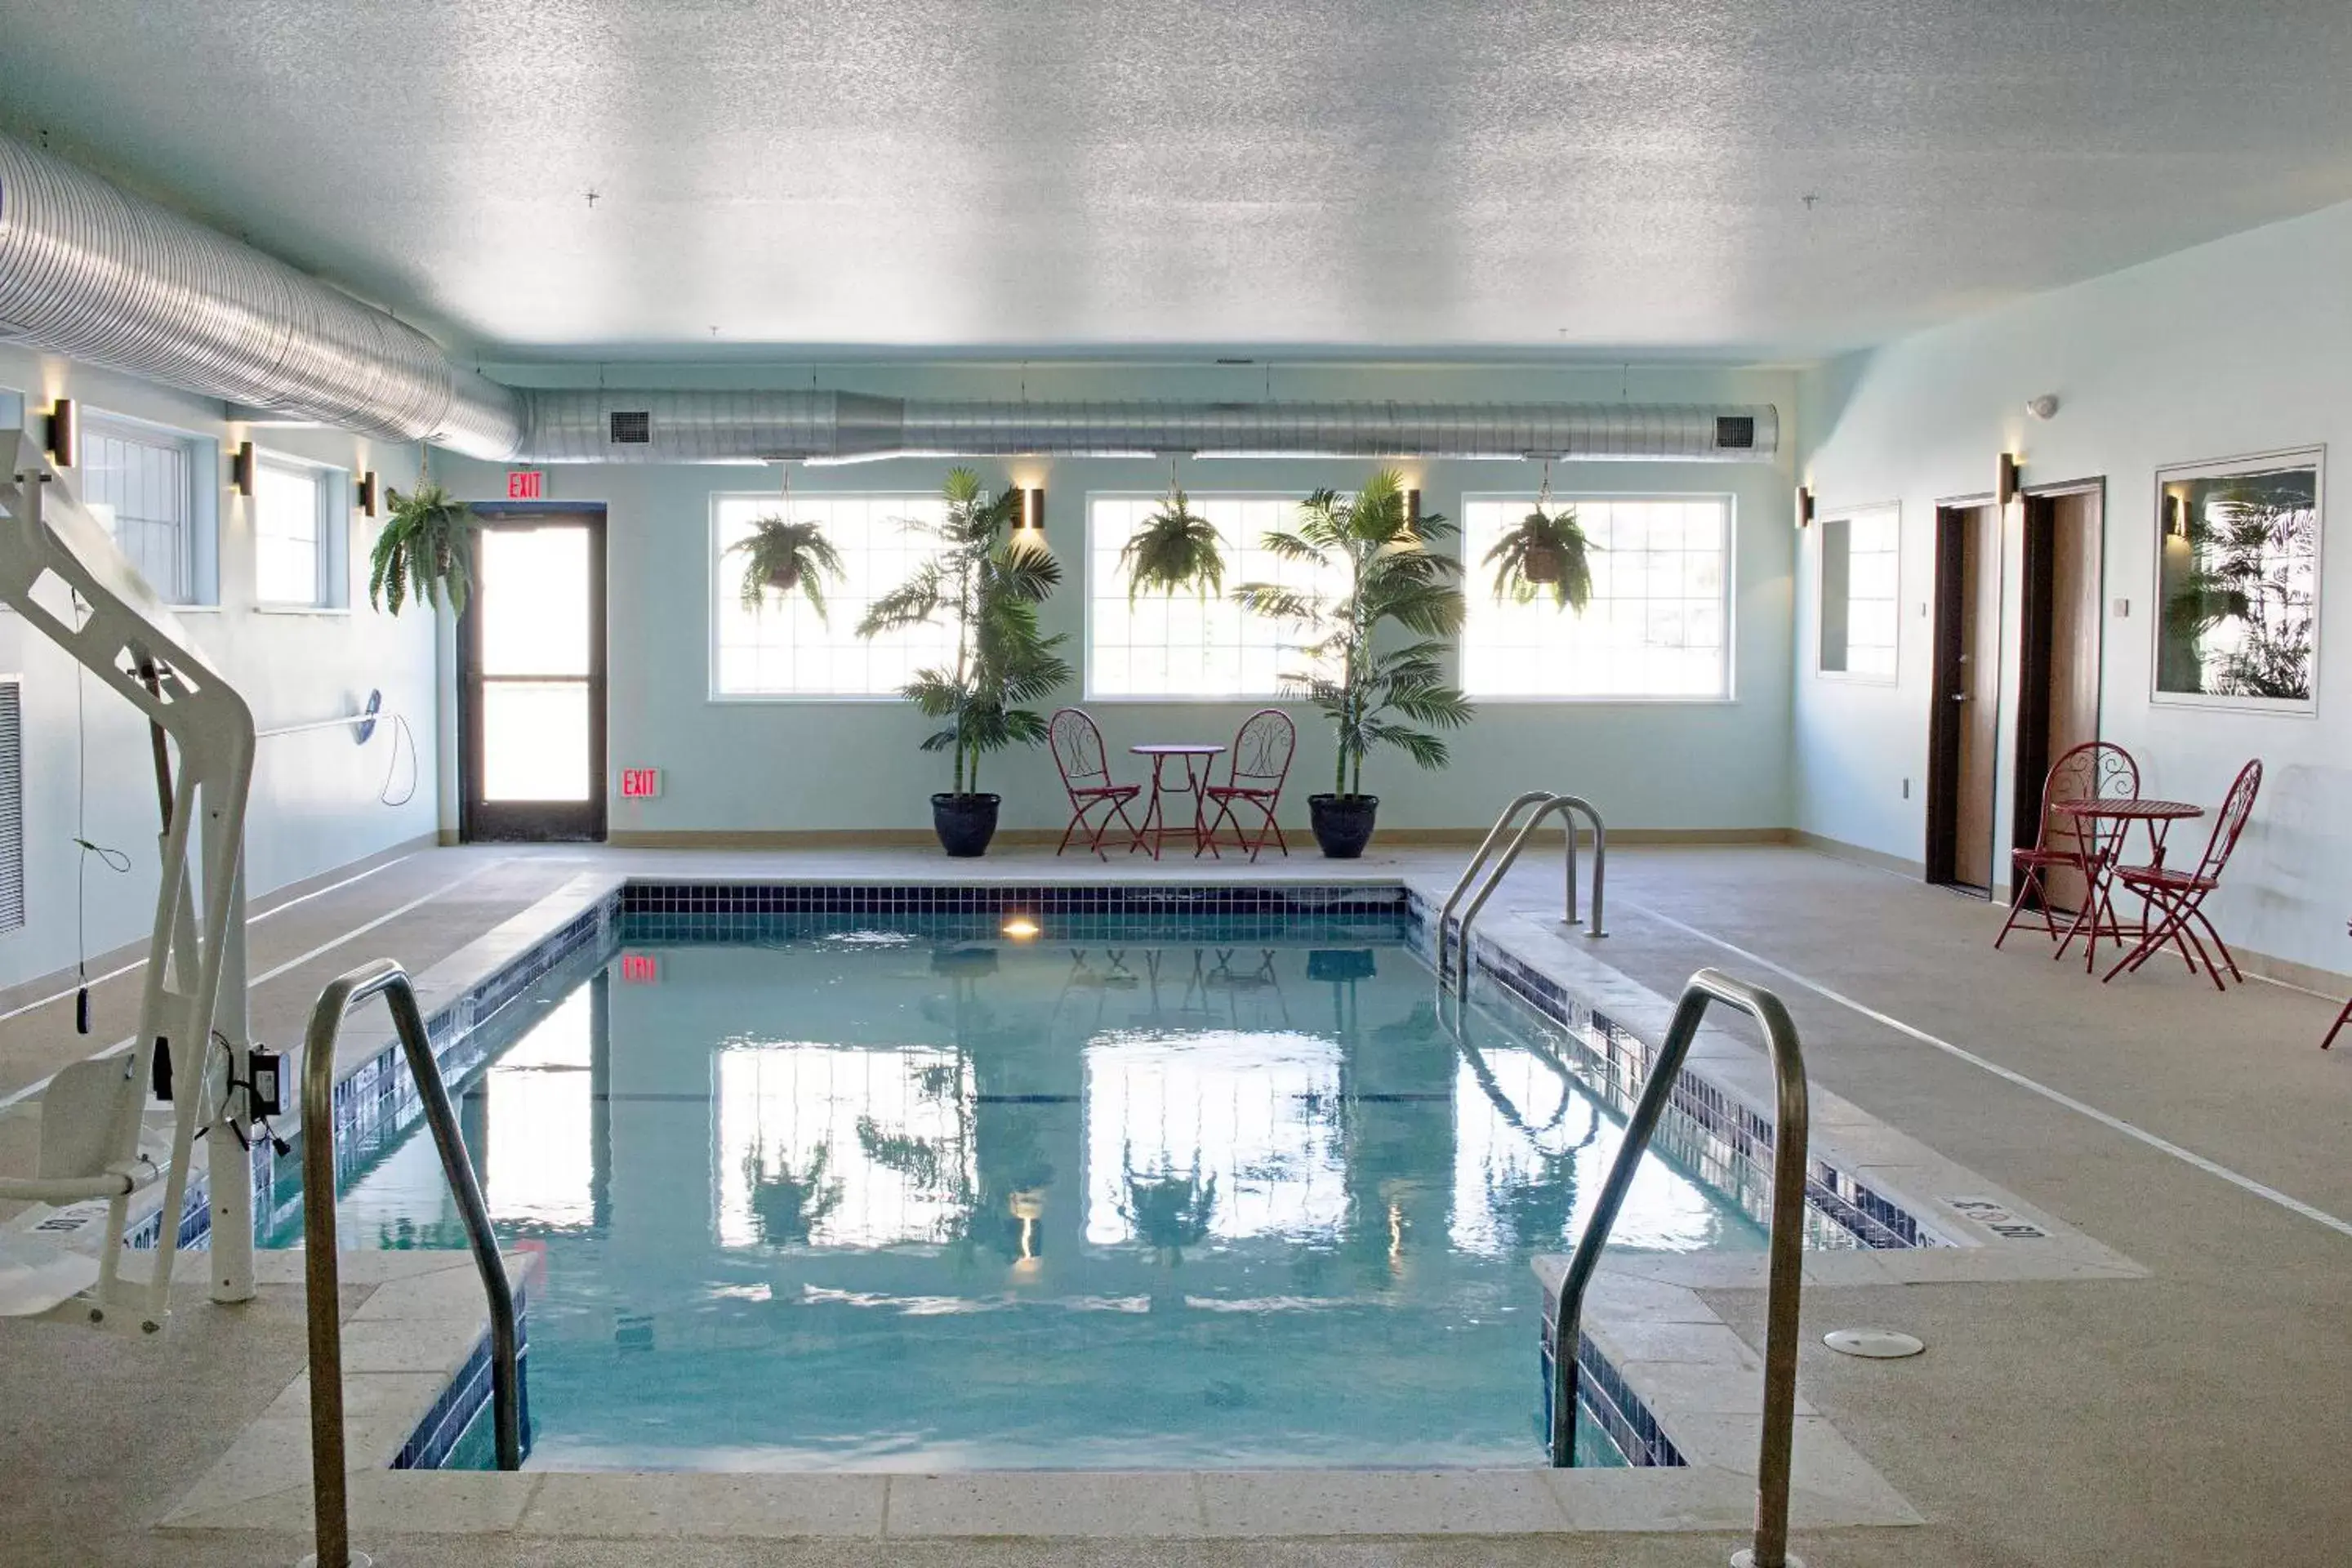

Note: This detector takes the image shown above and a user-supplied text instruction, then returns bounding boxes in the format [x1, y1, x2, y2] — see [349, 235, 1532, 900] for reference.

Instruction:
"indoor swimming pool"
[272, 887, 1864, 1472]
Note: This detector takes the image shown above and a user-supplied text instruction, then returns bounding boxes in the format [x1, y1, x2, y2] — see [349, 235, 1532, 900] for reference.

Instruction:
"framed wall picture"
[2150, 446, 2323, 714]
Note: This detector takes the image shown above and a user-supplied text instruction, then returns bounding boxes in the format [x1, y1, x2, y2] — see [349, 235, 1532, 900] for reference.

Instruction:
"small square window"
[1818, 505, 1900, 682]
[254, 456, 350, 608]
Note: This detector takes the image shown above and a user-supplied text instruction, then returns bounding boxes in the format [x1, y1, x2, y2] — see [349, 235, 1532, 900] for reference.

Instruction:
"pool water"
[285, 911, 1789, 1471]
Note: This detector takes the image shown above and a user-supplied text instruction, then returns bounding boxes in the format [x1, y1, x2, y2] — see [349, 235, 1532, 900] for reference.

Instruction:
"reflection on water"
[303, 931, 1771, 1471]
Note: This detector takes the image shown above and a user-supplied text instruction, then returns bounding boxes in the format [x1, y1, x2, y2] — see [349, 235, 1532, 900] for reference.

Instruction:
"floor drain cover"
[1824, 1328, 1924, 1359]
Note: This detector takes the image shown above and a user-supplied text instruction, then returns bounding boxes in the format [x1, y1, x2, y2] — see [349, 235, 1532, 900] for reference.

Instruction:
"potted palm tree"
[858, 469, 1074, 856]
[730, 515, 844, 619]
[1486, 499, 1596, 612]
[1233, 469, 1473, 858]
[1118, 484, 1225, 600]
[368, 481, 479, 615]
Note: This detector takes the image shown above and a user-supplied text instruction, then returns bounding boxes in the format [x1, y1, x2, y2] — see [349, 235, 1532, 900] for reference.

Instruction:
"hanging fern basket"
[1521, 543, 1563, 584]
[765, 559, 804, 593]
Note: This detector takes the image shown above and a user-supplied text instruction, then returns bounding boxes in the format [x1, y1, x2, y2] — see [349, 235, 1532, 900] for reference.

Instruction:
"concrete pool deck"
[2, 842, 2349, 1565]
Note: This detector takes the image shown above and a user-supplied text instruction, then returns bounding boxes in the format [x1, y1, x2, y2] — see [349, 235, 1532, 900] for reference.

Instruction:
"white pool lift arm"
[0, 428, 257, 1330]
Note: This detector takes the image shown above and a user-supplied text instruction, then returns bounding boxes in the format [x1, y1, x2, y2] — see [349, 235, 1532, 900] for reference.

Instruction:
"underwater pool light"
[1002, 916, 1040, 940]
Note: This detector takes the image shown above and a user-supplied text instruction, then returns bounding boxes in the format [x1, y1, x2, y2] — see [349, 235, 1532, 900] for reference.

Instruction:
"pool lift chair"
[0, 429, 259, 1332]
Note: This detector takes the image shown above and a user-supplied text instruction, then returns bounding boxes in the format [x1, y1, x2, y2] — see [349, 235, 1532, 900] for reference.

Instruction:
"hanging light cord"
[69, 595, 132, 1036]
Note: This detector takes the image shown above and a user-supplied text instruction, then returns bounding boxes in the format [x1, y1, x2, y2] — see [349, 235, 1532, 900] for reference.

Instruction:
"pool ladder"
[1437, 790, 1606, 988]
[299, 958, 523, 1568]
[1547, 969, 1813, 1568]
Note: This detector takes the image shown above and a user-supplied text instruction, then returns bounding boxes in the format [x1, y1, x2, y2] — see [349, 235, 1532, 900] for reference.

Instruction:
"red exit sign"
[620, 767, 662, 799]
[620, 953, 660, 984]
[506, 469, 545, 500]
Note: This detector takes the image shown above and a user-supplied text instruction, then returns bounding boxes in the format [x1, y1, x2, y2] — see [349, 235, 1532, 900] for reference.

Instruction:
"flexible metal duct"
[0, 131, 522, 458]
[0, 132, 1778, 466]
[512, 389, 1779, 463]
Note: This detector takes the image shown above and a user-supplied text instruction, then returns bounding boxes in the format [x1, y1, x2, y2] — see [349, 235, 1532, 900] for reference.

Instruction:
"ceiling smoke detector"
[2025, 394, 2060, 421]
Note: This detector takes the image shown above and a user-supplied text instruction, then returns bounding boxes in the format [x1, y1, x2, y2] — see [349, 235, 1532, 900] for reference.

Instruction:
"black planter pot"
[932, 793, 1001, 858]
[1307, 793, 1379, 859]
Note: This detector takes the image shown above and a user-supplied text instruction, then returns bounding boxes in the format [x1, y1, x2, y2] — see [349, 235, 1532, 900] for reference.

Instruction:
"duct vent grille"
[1714, 416, 1756, 450]
[0, 679, 22, 934]
[608, 411, 651, 444]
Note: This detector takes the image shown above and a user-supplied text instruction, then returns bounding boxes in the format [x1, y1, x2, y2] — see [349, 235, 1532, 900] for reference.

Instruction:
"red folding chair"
[1996, 741, 2138, 951]
[1200, 708, 1294, 861]
[1049, 708, 1143, 859]
[2322, 920, 2351, 1049]
[2102, 759, 2262, 991]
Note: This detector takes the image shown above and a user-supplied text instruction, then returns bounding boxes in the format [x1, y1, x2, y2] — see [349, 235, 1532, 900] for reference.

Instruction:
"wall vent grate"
[608, 411, 651, 444]
[1713, 415, 1756, 450]
[0, 679, 22, 935]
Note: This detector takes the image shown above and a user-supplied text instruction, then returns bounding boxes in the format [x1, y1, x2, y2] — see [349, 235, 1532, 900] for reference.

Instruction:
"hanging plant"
[1484, 470, 1597, 612]
[368, 481, 479, 616]
[1118, 483, 1225, 602]
[730, 517, 844, 620]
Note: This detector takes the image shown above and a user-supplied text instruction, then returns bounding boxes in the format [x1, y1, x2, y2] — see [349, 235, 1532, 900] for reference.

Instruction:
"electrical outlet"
[1901, 777, 1911, 800]
[2112, 598, 2131, 617]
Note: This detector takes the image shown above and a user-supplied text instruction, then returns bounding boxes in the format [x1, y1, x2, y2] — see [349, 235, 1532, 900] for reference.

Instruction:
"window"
[712, 492, 956, 697]
[1460, 496, 1731, 699]
[78, 415, 216, 604]
[1818, 504, 1900, 681]
[0, 677, 20, 936]
[1086, 494, 1348, 699]
[254, 456, 348, 608]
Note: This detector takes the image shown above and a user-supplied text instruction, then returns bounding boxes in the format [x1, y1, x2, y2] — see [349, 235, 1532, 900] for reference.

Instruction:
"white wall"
[0, 345, 440, 990]
[1794, 198, 2352, 976]
[439, 360, 1798, 840]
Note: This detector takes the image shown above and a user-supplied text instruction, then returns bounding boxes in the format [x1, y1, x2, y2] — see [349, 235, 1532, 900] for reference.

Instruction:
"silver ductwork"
[0, 131, 522, 458]
[512, 389, 1778, 464]
[0, 131, 1780, 467]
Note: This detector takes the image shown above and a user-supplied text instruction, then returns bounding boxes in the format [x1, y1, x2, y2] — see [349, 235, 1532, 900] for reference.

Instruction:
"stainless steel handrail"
[1437, 789, 1558, 960]
[1549, 968, 1811, 1568]
[301, 958, 522, 1568]
[1447, 794, 1608, 987]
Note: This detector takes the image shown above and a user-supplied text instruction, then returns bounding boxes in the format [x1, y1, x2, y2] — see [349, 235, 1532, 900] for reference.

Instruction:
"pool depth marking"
[1619, 896, 2352, 1243]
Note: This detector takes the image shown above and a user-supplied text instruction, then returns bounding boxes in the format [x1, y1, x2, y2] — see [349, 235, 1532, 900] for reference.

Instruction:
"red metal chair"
[1049, 708, 1143, 859]
[1200, 708, 1295, 861]
[1996, 741, 2139, 951]
[2103, 759, 2262, 991]
[2323, 922, 2352, 1050]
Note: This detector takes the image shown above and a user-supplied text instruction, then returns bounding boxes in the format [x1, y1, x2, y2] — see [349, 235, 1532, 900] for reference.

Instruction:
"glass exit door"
[460, 511, 607, 841]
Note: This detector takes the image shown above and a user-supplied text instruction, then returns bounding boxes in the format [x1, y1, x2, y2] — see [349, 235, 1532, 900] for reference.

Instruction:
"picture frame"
[2149, 445, 2323, 715]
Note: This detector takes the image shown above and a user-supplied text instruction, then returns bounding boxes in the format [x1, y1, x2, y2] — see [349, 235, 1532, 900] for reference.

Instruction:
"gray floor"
[3, 842, 2349, 1566]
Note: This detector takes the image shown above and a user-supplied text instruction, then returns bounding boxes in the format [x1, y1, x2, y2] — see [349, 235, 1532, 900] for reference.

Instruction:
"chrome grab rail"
[301, 958, 522, 1568]
[1442, 792, 1606, 987]
[1550, 969, 1811, 1568]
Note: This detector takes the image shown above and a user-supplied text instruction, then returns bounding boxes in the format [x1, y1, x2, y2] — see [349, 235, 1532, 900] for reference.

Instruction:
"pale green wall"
[439, 360, 1798, 837]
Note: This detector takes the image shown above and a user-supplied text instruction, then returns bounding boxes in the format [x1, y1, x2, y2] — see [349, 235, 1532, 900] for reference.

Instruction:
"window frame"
[1457, 489, 1739, 705]
[74, 408, 220, 608]
[251, 451, 351, 612]
[706, 488, 959, 704]
[1814, 501, 1901, 686]
[1082, 487, 1348, 704]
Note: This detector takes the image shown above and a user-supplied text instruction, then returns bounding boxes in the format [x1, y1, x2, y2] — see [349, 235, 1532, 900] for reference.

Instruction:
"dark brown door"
[459, 510, 608, 842]
[1927, 502, 2002, 891]
[2012, 487, 2105, 912]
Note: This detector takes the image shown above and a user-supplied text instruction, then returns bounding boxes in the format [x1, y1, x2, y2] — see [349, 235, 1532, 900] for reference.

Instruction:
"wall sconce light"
[356, 470, 379, 518]
[1012, 487, 1045, 534]
[2163, 492, 2188, 540]
[1996, 452, 2020, 508]
[1794, 485, 1815, 528]
[44, 398, 77, 468]
[229, 440, 256, 497]
[1404, 488, 1423, 524]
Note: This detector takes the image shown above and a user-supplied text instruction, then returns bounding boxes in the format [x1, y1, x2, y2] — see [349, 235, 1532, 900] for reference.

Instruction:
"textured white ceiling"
[4, 1, 2352, 359]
